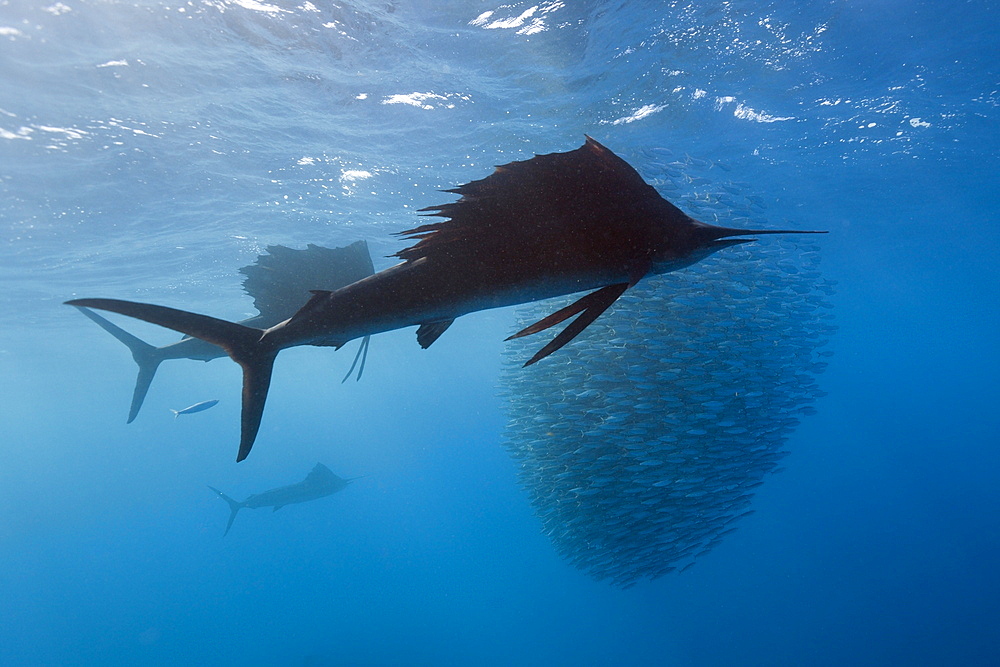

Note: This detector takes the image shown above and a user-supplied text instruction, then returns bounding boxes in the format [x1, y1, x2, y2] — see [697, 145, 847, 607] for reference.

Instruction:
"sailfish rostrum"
[67, 137, 825, 461]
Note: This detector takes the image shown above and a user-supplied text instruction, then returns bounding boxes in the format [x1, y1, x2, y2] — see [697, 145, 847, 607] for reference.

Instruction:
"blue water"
[2, 1, 998, 665]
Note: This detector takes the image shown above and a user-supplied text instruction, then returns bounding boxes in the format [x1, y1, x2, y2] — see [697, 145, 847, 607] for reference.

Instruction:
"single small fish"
[170, 399, 219, 419]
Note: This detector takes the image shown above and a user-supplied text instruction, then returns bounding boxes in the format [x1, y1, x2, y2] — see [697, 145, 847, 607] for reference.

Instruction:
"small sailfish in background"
[209, 463, 358, 536]
[170, 399, 219, 419]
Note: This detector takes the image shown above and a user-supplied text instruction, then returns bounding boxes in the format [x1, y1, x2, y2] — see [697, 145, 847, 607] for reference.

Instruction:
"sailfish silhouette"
[68, 137, 825, 461]
[209, 462, 358, 536]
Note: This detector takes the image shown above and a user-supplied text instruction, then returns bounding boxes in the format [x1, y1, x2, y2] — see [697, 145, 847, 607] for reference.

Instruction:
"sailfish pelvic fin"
[341, 335, 371, 383]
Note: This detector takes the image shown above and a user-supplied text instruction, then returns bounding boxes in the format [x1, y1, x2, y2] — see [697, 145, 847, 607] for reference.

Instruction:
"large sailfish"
[68, 137, 825, 461]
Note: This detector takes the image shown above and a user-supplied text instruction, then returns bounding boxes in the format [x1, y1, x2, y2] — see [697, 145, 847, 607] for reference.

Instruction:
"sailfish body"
[68, 137, 825, 461]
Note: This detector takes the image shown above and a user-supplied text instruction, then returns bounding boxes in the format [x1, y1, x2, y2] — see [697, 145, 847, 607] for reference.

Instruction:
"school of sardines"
[499, 153, 836, 587]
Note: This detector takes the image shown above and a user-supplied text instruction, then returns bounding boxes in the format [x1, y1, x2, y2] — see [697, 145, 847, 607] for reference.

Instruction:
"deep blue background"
[1, 1, 998, 665]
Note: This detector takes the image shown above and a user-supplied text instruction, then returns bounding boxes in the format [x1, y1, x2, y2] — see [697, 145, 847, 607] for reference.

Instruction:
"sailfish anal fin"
[510, 283, 630, 367]
[416, 320, 454, 348]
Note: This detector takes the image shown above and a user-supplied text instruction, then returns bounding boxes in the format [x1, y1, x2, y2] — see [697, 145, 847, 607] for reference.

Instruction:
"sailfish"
[67, 137, 825, 462]
[209, 462, 358, 536]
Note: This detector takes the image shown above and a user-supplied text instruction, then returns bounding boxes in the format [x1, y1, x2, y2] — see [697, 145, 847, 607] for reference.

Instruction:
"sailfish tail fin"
[66, 298, 276, 462]
[208, 486, 244, 536]
[74, 306, 165, 424]
[131, 354, 163, 424]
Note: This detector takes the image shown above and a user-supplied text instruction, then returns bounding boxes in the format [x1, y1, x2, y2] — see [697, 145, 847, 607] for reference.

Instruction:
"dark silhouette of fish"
[209, 462, 357, 536]
[170, 398, 219, 419]
[67, 137, 825, 461]
[74, 241, 375, 423]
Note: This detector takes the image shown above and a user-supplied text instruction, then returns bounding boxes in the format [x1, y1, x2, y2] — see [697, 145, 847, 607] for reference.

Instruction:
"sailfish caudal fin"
[74, 306, 165, 424]
[66, 298, 276, 462]
[208, 486, 245, 536]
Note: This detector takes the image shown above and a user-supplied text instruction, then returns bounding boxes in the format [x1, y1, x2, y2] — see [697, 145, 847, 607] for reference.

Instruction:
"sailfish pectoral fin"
[516, 283, 630, 367]
[506, 296, 592, 341]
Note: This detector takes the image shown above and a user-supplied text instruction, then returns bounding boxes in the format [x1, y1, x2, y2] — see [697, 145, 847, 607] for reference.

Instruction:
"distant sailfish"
[170, 399, 219, 419]
[68, 137, 826, 462]
[209, 463, 357, 536]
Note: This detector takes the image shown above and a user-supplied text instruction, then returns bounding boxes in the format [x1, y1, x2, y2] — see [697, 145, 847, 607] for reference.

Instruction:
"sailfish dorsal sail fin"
[392, 137, 682, 265]
[240, 241, 375, 323]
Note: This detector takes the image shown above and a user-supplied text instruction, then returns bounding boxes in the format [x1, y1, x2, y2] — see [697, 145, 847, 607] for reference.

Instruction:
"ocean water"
[2, 1, 998, 665]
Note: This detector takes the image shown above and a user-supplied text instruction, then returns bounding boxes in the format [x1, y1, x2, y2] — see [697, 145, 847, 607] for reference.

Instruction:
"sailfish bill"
[67, 137, 826, 461]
